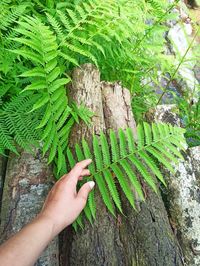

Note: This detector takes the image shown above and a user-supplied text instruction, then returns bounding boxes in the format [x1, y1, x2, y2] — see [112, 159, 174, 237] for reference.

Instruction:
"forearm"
[0, 159, 94, 266]
[0, 215, 54, 266]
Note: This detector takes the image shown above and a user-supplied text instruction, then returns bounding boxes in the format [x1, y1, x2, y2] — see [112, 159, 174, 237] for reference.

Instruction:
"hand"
[38, 159, 95, 237]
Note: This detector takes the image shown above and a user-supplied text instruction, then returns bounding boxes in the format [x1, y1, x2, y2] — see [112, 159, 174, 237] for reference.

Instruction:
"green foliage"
[0, 0, 181, 174]
[0, 0, 194, 228]
[0, 93, 40, 154]
[67, 122, 186, 226]
[177, 92, 200, 147]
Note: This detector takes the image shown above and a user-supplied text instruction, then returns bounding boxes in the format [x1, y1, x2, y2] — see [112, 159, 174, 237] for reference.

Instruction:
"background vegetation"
[0, 0, 199, 224]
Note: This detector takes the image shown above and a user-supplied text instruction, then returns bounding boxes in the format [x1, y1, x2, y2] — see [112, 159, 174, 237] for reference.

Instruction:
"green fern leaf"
[66, 147, 76, 168]
[111, 164, 135, 208]
[138, 150, 166, 185]
[128, 154, 157, 193]
[94, 172, 115, 216]
[81, 138, 96, 219]
[82, 138, 95, 173]
[126, 127, 135, 152]
[100, 132, 110, 166]
[93, 135, 103, 170]
[146, 146, 175, 173]
[110, 129, 120, 162]
[143, 122, 152, 145]
[67, 123, 186, 223]
[152, 142, 179, 164]
[137, 123, 145, 149]
[103, 169, 122, 213]
[119, 128, 127, 157]
[120, 159, 144, 200]
[152, 123, 160, 141]
[75, 143, 93, 224]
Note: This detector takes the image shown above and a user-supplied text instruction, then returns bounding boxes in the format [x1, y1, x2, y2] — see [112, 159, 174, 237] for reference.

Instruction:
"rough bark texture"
[0, 155, 8, 223]
[101, 83, 184, 266]
[0, 157, 4, 210]
[0, 149, 59, 266]
[151, 105, 200, 265]
[60, 64, 184, 266]
[60, 64, 121, 266]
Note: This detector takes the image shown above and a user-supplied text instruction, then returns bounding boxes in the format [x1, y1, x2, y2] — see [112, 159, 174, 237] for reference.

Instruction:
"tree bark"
[60, 64, 184, 266]
[60, 64, 122, 266]
[0, 154, 8, 224]
[0, 149, 59, 266]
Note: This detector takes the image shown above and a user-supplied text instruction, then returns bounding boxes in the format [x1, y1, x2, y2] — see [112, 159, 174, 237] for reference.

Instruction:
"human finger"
[77, 181, 95, 205]
[68, 159, 92, 181]
[80, 169, 90, 177]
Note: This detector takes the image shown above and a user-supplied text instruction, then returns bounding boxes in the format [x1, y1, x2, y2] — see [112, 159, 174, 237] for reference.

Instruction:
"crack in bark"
[0, 192, 20, 242]
[0, 153, 9, 224]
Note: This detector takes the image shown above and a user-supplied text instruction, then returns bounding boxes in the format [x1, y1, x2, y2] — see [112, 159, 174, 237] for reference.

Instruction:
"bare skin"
[0, 159, 95, 266]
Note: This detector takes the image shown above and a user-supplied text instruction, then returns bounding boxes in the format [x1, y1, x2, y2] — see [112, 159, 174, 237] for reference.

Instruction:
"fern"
[0, 93, 41, 154]
[10, 16, 71, 173]
[7, 16, 93, 175]
[0, 0, 183, 165]
[67, 122, 186, 225]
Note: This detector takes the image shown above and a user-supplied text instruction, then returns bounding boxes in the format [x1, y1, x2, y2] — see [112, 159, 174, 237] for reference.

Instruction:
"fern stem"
[157, 26, 200, 105]
[59, 2, 100, 47]
[130, 0, 180, 57]
[88, 133, 183, 180]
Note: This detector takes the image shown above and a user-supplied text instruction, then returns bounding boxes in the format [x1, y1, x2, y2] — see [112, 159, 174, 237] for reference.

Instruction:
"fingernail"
[88, 181, 95, 189]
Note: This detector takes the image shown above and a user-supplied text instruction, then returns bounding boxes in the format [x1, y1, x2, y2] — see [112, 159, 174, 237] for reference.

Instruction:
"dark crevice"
[0, 151, 9, 221]
[185, 0, 199, 8]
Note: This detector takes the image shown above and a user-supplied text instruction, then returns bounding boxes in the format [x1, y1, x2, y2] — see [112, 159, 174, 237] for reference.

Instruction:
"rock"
[151, 104, 200, 265]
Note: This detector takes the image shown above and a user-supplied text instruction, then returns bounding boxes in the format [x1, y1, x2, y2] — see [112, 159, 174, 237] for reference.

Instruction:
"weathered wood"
[60, 64, 184, 266]
[0, 149, 59, 266]
[151, 105, 200, 265]
[101, 83, 184, 266]
[60, 64, 122, 266]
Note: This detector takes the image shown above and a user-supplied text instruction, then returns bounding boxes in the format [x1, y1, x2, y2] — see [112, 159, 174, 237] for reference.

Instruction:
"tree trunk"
[0, 149, 59, 266]
[60, 64, 184, 266]
[1, 65, 196, 266]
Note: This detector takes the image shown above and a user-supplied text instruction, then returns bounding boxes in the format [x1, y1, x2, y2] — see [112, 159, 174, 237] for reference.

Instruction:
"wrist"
[34, 213, 56, 239]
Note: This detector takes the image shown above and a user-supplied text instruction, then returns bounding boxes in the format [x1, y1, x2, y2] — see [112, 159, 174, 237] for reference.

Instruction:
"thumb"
[77, 181, 95, 204]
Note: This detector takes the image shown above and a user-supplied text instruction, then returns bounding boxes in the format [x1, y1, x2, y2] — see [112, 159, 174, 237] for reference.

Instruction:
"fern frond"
[103, 169, 122, 213]
[128, 154, 157, 193]
[111, 164, 135, 208]
[66, 147, 76, 168]
[93, 135, 103, 170]
[119, 128, 127, 157]
[82, 138, 96, 218]
[110, 129, 120, 162]
[126, 127, 135, 152]
[120, 159, 144, 201]
[100, 132, 110, 166]
[9, 16, 76, 174]
[138, 150, 166, 185]
[0, 118, 18, 154]
[94, 172, 115, 216]
[143, 122, 152, 145]
[137, 124, 145, 148]
[146, 147, 175, 173]
[0, 94, 41, 155]
[152, 143, 179, 164]
[67, 123, 186, 224]
[74, 143, 94, 224]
